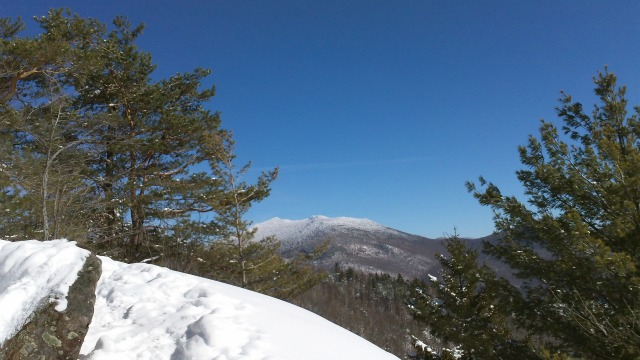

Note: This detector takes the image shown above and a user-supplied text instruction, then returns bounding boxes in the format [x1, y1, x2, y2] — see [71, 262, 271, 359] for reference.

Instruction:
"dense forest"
[3, 9, 640, 360]
[294, 265, 424, 358]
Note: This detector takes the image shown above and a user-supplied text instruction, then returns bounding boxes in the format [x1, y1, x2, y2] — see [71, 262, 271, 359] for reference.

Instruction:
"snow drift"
[0, 239, 399, 360]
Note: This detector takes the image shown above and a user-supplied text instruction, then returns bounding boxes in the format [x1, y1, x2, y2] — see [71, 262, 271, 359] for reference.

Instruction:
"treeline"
[0, 9, 319, 300]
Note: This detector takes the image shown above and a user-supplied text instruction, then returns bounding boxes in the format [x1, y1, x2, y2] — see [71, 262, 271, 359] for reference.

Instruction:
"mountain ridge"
[252, 215, 477, 280]
[253, 215, 424, 251]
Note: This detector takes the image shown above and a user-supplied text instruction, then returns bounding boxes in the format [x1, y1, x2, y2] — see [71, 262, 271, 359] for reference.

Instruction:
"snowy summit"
[253, 215, 410, 250]
[0, 239, 399, 360]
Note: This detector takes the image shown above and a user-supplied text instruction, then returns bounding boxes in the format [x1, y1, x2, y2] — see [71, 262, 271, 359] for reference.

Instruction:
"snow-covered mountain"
[253, 216, 457, 280]
[254, 215, 421, 251]
[0, 239, 399, 360]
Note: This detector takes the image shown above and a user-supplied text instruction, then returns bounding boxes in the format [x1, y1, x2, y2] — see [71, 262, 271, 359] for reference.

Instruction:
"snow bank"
[81, 256, 399, 359]
[0, 239, 89, 345]
[0, 239, 399, 359]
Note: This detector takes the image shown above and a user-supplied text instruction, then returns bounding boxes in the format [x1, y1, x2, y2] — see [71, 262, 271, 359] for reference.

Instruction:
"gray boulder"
[0, 253, 101, 360]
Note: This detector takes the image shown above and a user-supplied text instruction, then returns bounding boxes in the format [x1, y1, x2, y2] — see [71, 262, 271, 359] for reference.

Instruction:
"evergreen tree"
[67, 15, 227, 259]
[0, 10, 104, 240]
[412, 69, 640, 359]
[205, 136, 279, 288]
[0, 10, 230, 263]
[408, 235, 537, 359]
[197, 138, 324, 300]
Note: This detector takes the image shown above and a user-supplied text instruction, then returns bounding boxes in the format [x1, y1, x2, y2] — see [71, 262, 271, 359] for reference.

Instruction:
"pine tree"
[65, 15, 228, 259]
[0, 9, 235, 262]
[408, 234, 537, 359]
[414, 69, 640, 359]
[197, 138, 324, 300]
[0, 10, 104, 240]
[475, 69, 640, 358]
[411, 69, 640, 359]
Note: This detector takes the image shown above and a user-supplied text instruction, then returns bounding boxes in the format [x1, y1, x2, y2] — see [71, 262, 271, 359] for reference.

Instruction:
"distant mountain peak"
[253, 216, 395, 243]
[251, 216, 446, 279]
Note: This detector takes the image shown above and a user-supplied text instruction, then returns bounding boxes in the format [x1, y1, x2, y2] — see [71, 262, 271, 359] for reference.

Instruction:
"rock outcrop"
[0, 253, 101, 360]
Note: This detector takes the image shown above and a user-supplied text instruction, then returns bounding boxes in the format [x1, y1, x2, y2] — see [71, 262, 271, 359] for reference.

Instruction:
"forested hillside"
[293, 265, 427, 359]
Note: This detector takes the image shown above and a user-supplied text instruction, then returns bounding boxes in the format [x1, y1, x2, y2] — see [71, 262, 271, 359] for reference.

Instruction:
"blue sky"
[5, 1, 640, 238]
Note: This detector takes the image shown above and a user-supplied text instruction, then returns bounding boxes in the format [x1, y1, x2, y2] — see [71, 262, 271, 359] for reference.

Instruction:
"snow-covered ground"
[0, 239, 399, 360]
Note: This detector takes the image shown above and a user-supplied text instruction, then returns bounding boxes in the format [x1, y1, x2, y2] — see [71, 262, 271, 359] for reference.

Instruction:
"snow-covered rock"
[0, 239, 90, 345]
[0, 239, 399, 360]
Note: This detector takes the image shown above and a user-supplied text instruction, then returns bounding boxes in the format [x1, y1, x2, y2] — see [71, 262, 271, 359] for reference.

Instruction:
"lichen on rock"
[0, 252, 101, 360]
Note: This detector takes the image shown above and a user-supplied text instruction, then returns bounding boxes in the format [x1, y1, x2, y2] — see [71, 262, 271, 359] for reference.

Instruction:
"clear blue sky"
[5, 1, 640, 238]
